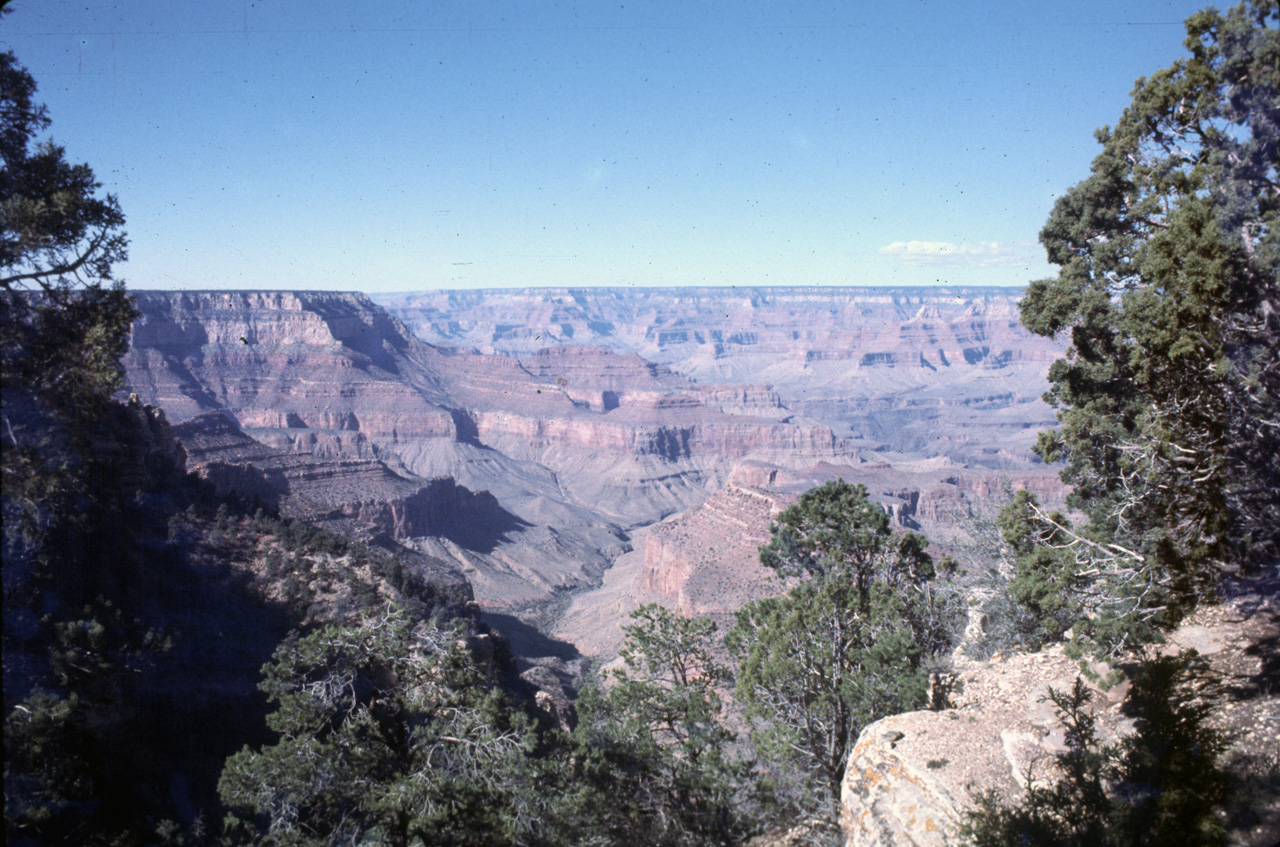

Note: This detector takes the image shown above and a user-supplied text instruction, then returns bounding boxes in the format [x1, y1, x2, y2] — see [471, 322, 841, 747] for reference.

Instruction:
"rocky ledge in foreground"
[839, 570, 1280, 847]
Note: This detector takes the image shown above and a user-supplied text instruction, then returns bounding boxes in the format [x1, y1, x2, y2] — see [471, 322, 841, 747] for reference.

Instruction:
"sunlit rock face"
[123, 288, 1072, 620]
[838, 574, 1280, 847]
[125, 291, 851, 467]
[373, 286, 1065, 464]
[123, 291, 858, 609]
[125, 291, 457, 438]
[640, 481, 787, 615]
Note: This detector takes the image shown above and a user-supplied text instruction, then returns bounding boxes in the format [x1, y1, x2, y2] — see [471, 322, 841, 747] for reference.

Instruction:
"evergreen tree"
[2, 47, 153, 847]
[726, 480, 954, 804]
[1011, 0, 1279, 654]
[0, 47, 135, 457]
[962, 654, 1230, 847]
[219, 606, 536, 847]
[567, 604, 750, 846]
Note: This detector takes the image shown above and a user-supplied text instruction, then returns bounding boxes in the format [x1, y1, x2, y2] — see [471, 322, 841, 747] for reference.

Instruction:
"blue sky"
[4, 0, 1215, 292]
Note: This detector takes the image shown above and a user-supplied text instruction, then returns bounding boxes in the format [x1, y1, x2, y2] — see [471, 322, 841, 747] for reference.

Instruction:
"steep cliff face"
[324, 478, 509, 541]
[171, 411, 485, 543]
[631, 457, 1069, 619]
[126, 291, 457, 437]
[125, 289, 1068, 614]
[551, 451, 1073, 658]
[911, 473, 1071, 525]
[125, 292, 843, 607]
[467, 411, 845, 463]
[125, 291, 851, 469]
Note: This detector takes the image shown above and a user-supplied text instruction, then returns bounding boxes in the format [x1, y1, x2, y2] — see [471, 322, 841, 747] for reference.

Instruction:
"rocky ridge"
[171, 410, 506, 544]
[640, 480, 787, 615]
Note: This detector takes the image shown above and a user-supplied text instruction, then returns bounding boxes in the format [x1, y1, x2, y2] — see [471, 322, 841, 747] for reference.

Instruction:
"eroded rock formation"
[641, 482, 788, 615]
[839, 573, 1280, 847]
[374, 287, 1066, 464]
[124, 290, 861, 608]
[172, 410, 500, 543]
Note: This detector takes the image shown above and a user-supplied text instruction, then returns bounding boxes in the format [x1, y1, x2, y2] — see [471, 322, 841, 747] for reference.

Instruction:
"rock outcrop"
[746, 819, 844, 847]
[641, 482, 789, 614]
[839, 572, 1280, 847]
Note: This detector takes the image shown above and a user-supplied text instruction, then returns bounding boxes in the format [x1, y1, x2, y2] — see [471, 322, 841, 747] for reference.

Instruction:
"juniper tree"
[567, 604, 749, 846]
[219, 606, 537, 847]
[2, 48, 150, 846]
[1011, 0, 1279, 655]
[962, 654, 1230, 847]
[726, 480, 955, 804]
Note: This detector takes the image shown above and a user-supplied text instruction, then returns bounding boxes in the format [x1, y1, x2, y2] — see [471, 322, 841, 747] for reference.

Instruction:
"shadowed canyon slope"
[123, 288, 1067, 629]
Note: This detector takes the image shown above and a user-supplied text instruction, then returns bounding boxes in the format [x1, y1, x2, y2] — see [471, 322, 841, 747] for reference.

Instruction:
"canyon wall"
[374, 287, 1065, 465]
[171, 410, 497, 543]
[123, 288, 1070, 622]
[123, 290, 855, 609]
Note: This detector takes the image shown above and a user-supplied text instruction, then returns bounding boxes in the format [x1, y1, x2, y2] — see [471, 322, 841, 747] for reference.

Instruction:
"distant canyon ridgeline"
[123, 286, 1068, 651]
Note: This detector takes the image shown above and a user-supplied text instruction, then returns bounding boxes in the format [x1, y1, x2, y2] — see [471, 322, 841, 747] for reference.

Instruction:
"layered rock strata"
[641, 482, 789, 615]
[373, 287, 1066, 464]
[171, 411, 487, 542]
[125, 291, 851, 470]
[124, 290, 859, 607]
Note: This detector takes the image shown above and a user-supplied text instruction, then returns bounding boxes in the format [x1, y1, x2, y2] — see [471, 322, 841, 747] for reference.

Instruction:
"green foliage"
[760, 479, 895, 582]
[728, 480, 954, 803]
[1, 52, 153, 833]
[1017, 0, 1279, 647]
[970, 13, 1273, 836]
[995, 491, 1089, 649]
[1, 48, 138, 610]
[4, 690, 97, 844]
[1, 48, 137, 511]
[1, 51, 128, 291]
[567, 604, 751, 846]
[219, 606, 538, 847]
[0, 49, 487, 846]
[962, 653, 1231, 847]
[612, 605, 733, 755]
[728, 578, 930, 804]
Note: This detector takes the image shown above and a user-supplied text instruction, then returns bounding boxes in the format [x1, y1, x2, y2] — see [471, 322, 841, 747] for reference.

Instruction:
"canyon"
[374, 287, 1064, 465]
[123, 287, 1068, 654]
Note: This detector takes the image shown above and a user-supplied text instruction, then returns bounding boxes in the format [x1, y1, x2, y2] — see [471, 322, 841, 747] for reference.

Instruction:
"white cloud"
[877, 240, 1036, 268]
